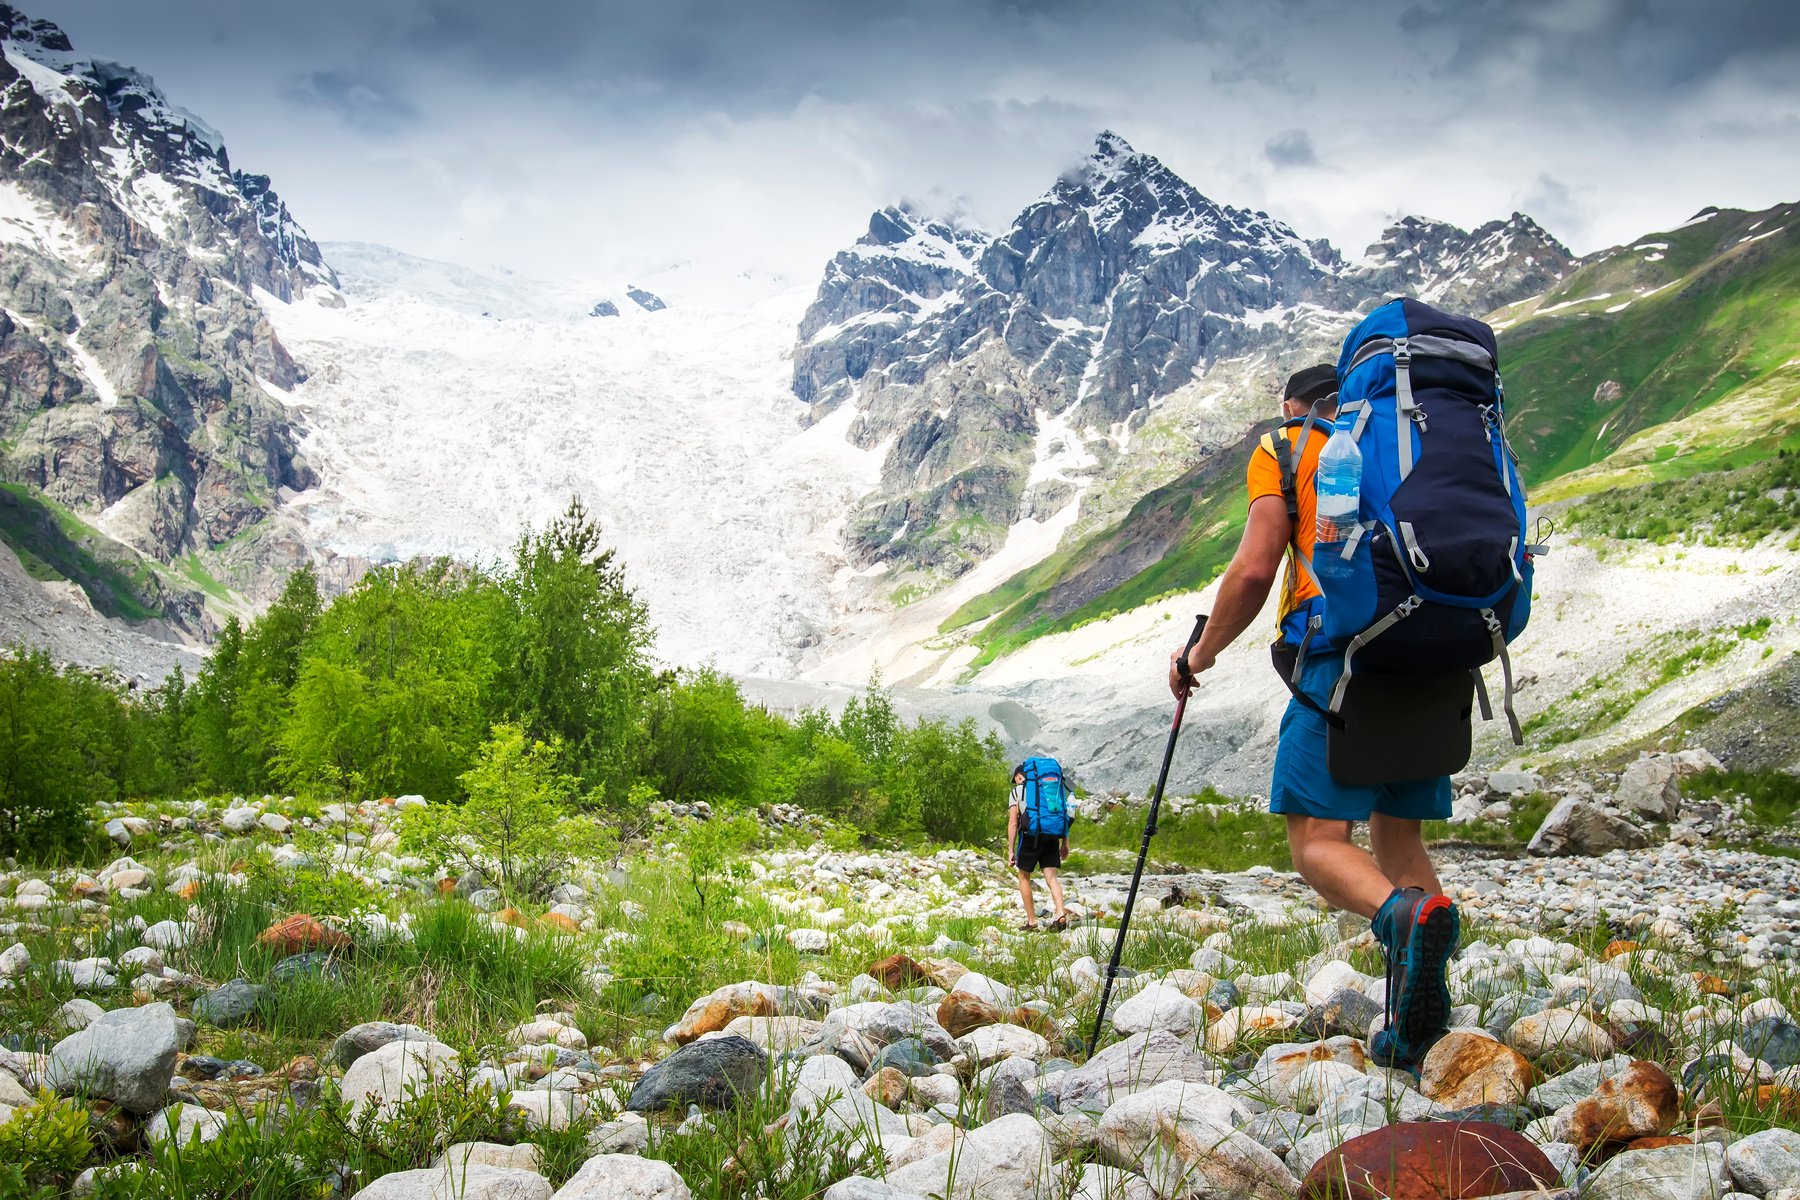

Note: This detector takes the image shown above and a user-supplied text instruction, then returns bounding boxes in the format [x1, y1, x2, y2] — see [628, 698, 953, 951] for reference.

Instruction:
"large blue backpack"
[1018, 756, 1071, 838]
[1285, 298, 1535, 743]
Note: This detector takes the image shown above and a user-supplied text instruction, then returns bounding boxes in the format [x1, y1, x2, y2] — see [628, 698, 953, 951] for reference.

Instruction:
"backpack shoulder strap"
[1259, 427, 1300, 526]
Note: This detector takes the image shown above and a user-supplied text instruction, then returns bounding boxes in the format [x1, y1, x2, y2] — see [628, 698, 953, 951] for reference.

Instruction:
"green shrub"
[400, 724, 612, 901]
[0, 1091, 91, 1193]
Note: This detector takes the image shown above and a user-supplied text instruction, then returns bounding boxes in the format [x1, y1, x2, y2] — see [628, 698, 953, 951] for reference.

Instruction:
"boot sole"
[1396, 896, 1458, 1050]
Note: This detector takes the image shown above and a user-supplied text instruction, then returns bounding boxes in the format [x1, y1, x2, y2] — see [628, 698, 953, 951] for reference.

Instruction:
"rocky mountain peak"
[794, 131, 1582, 591]
[1341, 210, 1574, 318]
[0, 3, 68, 52]
[0, 3, 340, 616]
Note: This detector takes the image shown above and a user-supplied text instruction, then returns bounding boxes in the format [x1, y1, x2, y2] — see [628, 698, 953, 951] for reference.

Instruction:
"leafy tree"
[185, 615, 248, 790]
[837, 669, 899, 769]
[499, 497, 654, 799]
[399, 723, 610, 901]
[642, 667, 766, 802]
[0, 648, 92, 857]
[888, 717, 1010, 844]
[277, 562, 502, 800]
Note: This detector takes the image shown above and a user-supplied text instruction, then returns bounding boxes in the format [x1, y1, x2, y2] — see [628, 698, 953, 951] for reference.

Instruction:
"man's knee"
[1285, 815, 1353, 863]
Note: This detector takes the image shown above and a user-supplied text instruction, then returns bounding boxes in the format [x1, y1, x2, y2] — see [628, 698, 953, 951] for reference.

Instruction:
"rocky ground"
[0, 773, 1796, 1198]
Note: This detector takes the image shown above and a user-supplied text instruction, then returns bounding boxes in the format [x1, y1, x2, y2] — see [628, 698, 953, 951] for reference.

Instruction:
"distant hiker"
[1167, 300, 1534, 1070]
[1008, 756, 1072, 931]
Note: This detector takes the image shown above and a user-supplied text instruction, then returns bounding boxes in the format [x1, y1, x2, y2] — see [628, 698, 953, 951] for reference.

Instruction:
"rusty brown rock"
[1301, 1121, 1559, 1200]
[1566, 1060, 1680, 1152]
[669, 982, 779, 1045]
[1602, 940, 1640, 960]
[1420, 1031, 1535, 1110]
[537, 912, 580, 935]
[862, 1066, 909, 1110]
[257, 915, 349, 958]
[867, 953, 929, 991]
[937, 990, 1004, 1038]
[1009, 1006, 1061, 1040]
[1623, 1135, 1691, 1151]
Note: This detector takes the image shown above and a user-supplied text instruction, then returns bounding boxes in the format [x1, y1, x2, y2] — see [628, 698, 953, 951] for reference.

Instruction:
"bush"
[400, 724, 611, 900]
[0, 648, 175, 857]
[888, 717, 1009, 844]
[0, 1091, 91, 1194]
[642, 667, 767, 803]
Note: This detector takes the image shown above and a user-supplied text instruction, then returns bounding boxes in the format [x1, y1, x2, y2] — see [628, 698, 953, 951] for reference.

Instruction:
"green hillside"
[952, 201, 1800, 668]
[941, 427, 1257, 666]
[1497, 201, 1800, 483]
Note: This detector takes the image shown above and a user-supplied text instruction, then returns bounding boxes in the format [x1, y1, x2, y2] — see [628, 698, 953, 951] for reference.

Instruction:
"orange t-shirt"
[1246, 422, 1329, 624]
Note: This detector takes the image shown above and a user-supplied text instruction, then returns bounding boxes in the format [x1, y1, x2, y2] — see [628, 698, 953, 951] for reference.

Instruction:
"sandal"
[1047, 915, 1069, 931]
[1021, 920, 1040, 932]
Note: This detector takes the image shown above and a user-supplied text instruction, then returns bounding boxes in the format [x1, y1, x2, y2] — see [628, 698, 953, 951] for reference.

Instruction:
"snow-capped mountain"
[1338, 213, 1574, 316]
[0, 3, 333, 616]
[794, 132, 1573, 592]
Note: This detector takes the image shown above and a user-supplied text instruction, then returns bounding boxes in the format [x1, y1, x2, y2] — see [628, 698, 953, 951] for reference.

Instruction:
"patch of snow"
[1676, 210, 1718, 228]
[1605, 300, 1632, 313]
[65, 327, 119, 408]
[1537, 292, 1613, 315]
[1027, 406, 1100, 489]
[0, 181, 90, 263]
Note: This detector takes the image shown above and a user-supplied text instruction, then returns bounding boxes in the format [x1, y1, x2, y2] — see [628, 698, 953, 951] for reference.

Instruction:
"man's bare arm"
[1169, 495, 1292, 692]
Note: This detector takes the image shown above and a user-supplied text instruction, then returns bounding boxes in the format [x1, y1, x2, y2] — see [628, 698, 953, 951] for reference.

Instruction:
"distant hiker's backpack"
[1276, 298, 1539, 760]
[1018, 757, 1071, 838]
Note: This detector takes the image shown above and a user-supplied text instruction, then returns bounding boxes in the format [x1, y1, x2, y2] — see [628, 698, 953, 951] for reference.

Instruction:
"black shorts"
[1014, 833, 1063, 873]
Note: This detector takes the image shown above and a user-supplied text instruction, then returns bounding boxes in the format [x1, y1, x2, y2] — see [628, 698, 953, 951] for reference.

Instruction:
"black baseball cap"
[1283, 364, 1337, 405]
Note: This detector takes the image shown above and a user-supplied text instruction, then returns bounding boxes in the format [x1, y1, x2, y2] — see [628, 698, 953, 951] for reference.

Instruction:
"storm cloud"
[30, 0, 1800, 286]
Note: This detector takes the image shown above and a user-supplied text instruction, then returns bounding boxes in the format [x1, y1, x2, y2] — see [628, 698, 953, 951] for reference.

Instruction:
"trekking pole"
[1086, 613, 1208, 1058]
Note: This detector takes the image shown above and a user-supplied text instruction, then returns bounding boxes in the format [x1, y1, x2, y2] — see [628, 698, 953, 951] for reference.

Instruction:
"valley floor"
[1, 783, 1796, 1198]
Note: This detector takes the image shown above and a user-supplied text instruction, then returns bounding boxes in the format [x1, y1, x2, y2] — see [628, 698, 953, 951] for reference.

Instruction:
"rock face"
[793, 131, 1573, 588]
[45, 1001, 191, 1114]
[1299, 1121, 1558, 1200]
[0, 7, 337, 604]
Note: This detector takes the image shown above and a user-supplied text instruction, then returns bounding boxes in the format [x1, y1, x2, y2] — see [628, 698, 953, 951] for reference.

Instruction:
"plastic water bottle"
[1314, 422, 1362, 546]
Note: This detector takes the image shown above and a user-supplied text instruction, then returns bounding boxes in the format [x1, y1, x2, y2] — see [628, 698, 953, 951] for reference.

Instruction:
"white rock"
[0, 944, 29, 977]
[787, 928, 830, 952]
[435, 1143, 544, 1174]
[140, 921, 193, 951]
[1303, 960, 1367, 1007]
[221, 808, 260, 834]
[45, 1002, 192, 1114]
[1111, 982, 1204, 1038]
[955, 1023, 1050, 1065]
[352, 1164, 552, 1199]
[145, 1103, 227, 1150]
[341, 1037, 461, 1120]
[884, 1111, 1048, 1200]
[1585, 1141, 1730, 1200]
[1095, 1080, 1295, 1200]
[506, 1088, 588, 1131]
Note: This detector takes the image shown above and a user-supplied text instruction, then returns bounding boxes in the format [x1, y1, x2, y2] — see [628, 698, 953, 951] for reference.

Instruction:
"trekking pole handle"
[1174, 614, 1209, 691]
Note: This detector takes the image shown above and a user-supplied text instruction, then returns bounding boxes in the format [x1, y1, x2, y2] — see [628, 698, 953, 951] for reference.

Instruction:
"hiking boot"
[1370, 887, 1459, 1069]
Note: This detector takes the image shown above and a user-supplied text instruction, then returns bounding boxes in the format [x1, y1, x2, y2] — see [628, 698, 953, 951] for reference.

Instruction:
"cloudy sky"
[35, 0, 1800, 288]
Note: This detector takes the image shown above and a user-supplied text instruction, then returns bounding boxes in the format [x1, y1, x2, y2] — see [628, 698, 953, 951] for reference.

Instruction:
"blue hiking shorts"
[1270, 654, 1452, 822]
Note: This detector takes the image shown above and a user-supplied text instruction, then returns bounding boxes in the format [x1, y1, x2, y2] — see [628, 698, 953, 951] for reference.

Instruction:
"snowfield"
[262, 245, 883, 677]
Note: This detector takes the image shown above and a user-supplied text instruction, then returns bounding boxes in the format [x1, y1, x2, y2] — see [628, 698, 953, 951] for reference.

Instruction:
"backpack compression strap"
[1261, 407, 1344, 727]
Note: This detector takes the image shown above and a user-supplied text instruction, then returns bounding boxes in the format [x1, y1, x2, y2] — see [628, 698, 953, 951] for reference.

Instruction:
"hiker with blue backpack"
[1167, 299, 1537, 1071]
[1008, 756, 1073, 931]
